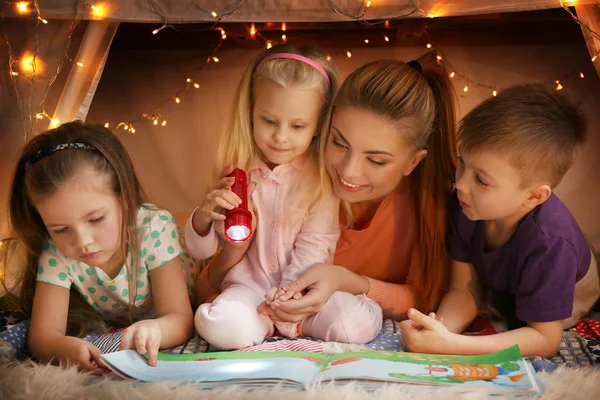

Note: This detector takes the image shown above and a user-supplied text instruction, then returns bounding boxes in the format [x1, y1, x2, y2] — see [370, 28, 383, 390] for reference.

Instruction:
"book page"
[101, 350, 320, 384]
[313, 347, 540, 394]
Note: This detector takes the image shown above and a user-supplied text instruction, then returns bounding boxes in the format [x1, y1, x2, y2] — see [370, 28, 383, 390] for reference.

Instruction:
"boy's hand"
[120, 319, 162, 367]
[399, 308, 452, 353]
[56, 336, 105, 372]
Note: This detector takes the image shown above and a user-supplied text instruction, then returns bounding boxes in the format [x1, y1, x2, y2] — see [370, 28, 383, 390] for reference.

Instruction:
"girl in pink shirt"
[203, 53, 458, 334]
[185, 44, 383, 350]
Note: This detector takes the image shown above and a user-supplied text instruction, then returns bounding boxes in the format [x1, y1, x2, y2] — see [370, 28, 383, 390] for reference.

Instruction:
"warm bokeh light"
[16, 2, 29, 13]
[20, 54, 36, 73]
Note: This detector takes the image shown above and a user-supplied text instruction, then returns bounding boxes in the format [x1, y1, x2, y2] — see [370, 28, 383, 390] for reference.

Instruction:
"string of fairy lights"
[1, 0, 599, 137]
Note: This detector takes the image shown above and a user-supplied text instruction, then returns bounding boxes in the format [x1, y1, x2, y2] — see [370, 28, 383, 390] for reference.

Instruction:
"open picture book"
[101, 345, 543, 395]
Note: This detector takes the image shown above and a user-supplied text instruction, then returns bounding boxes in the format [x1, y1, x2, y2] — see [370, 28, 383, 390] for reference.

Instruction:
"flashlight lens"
[226, 225, 251, 242]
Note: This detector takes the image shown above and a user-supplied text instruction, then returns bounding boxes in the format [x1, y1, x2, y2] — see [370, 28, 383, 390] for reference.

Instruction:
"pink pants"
[195, 284, 383, 350]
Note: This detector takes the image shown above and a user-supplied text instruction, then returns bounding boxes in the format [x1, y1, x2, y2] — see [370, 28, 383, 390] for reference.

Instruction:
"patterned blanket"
[2, 311, 599, 373]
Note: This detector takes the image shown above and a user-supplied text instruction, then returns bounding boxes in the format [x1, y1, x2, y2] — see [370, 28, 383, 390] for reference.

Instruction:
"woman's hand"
[258, 263, 344, 323]
[120, 319, 162, 366]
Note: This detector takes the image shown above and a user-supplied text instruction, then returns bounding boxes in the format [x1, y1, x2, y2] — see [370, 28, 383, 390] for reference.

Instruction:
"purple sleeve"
[447, 193, 471, 263]
[516, 238, 578, 323]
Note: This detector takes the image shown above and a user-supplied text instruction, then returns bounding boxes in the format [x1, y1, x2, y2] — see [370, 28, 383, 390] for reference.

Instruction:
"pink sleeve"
[184, 208, 220, 260]
[365, 247, 420, 321]
[280, 197, 340, 287]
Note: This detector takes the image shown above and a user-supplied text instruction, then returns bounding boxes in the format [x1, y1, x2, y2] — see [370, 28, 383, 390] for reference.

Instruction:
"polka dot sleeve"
[36, 241, 73, 289]
[139, 207, 183, 271]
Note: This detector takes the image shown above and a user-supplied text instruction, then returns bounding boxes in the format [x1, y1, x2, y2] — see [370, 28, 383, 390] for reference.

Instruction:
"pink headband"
[260, 53, 330, 84]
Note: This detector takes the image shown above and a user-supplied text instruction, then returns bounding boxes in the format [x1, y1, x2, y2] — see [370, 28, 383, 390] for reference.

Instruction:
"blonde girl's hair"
[6, 120, 146, 337]
[331, 53, 459, 314]
[212, 44, 339, 219]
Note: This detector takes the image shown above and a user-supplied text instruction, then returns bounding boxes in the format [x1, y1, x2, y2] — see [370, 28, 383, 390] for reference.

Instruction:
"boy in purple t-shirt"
[400, 84, 599, 358]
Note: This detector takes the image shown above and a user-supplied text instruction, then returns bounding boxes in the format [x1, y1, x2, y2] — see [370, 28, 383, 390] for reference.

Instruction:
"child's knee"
[311, 292, 383, 343]
[194, 301, 270, 350]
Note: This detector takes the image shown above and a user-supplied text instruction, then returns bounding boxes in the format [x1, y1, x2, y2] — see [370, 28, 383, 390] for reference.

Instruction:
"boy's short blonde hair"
[458, 84, 586, 188]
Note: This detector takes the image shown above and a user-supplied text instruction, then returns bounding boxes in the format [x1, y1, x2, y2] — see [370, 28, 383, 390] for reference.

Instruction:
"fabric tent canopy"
[0, 0, 597, 22]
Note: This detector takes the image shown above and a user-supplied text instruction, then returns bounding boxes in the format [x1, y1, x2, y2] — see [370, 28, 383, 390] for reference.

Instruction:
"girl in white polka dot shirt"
[6, 121, 195, 370]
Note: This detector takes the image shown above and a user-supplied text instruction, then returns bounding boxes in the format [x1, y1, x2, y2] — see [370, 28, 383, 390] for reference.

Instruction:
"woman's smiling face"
[325, 105, 427, 204]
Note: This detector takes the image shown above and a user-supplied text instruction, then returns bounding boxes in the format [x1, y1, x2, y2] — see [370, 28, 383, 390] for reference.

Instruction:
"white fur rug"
[1, 359, 600, 400]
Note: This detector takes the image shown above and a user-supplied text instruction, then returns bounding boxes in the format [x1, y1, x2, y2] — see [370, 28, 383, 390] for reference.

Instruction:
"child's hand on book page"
[400, 308, 453, 354]
[58, 336, 106, 372]
[120, 319, 162, 367]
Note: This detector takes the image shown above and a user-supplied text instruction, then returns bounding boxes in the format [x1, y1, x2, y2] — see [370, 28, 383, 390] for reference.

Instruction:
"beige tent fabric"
[2, 0, 597, 22]
[575, 4, 600, 79]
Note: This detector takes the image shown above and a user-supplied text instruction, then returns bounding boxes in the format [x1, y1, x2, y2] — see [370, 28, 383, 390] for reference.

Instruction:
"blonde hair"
[212, 44, 339, 220]
[330, 53, 458, 313]
[458, 83, 586, 188]
[6, 121, 146, 337]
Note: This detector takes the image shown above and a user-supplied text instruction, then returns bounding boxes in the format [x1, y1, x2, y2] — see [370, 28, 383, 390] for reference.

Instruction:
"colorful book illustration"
[101, 345, 543, 395]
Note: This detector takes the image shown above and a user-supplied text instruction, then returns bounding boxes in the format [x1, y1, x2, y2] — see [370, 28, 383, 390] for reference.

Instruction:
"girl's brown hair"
[333, 53, 458, 313]
[6, 120, 145, 336]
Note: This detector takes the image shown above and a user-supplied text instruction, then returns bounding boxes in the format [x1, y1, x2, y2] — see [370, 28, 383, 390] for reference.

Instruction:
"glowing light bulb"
[212, 56, 219, 62]
[282, 22, 286, 31]
[212, 11, 218, 18]
[463, 85, 469, 92]
[366, 1, 372, 7]
[281, 34, 287, 42]
[436, 55, 442, 61]
[152, 28, 159, 35]
[326, 55, 331, 61]
[194, 83, 200, 89]
[364, 39, 369, 44]
[11, 71, 19, 76]
[492, 90, 498, 97]
[20, 55, 35, 73]
[104, 123, 110, 128]
[346, 51, 352, 58]
[250, 24, 256, 36]
[384, 36, 389, 42]
[91, 4, 105, 18]
[38, 16, 48, 24]
[174, 97, 181, 103]
[153, 119, 158, 125]
[130, 127, 136, 133]
[36, 113, 44, 119]
[186, 78, 192, 83]
[426, 43, 432, 49]
[161, 120, 167, 127]
[76, 62, 83, 67]
[16, 2, 29, 13]
[384, 20, 389, 28]
[266, 41, 272, 49]
[449, 72, 455, 78]
[50, 118, 59, 127]
[580, 72, 585, 78]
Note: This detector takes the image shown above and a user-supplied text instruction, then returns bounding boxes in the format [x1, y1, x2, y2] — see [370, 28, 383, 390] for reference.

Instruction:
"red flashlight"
[224, 168, 253, 243]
